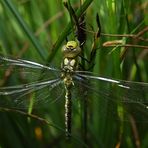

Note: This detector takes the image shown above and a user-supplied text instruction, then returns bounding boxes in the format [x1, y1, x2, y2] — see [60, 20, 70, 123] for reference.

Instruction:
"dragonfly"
[0, 41, 148, 138]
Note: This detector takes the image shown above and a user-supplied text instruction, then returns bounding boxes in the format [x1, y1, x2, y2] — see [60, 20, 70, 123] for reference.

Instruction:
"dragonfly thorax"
[61, 58, 76, 87]
[62, 58, 77, 71]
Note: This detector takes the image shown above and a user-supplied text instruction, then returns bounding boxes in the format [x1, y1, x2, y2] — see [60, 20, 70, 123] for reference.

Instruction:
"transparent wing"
[0, 56, 65, 109]
[0, 77, 65, 109]
[0, 55, 58, 71]
[0, 56, 60, 83]
[73, 71, 148, 122]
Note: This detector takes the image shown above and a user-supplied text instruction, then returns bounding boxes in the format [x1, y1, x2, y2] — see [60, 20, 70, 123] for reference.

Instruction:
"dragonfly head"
[62, 41, 81, 58]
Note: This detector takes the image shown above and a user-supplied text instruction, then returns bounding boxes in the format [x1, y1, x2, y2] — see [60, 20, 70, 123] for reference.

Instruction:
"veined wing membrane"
[74, 72, 148, 122]
[0, 78, 64, 109]
[0, 56, 64, 109]
[0, 78, 60, 95]
[0, 56, 58, 71]
[0, 56, 60, 84]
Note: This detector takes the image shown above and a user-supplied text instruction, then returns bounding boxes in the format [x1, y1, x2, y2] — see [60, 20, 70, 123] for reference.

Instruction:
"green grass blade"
[2, 0, 47, 60]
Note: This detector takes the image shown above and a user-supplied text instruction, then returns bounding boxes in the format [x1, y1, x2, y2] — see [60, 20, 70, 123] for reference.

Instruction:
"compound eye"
[62, 41, 81, 58]
[66, 41, 78, 49]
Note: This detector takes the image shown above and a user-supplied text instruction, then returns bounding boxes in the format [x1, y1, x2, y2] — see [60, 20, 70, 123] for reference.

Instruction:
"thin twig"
[101, 33, 148, 42]
[129, 115, 141, 148]
[0, 107, 64, 132]
[103, 43, 148, 49]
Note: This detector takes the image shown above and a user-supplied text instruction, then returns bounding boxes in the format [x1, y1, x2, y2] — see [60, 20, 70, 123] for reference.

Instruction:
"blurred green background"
[0, 0, 147, 147]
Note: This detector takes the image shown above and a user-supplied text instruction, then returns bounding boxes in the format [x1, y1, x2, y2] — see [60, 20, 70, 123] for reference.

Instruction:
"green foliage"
[0, 0, 147, 147]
